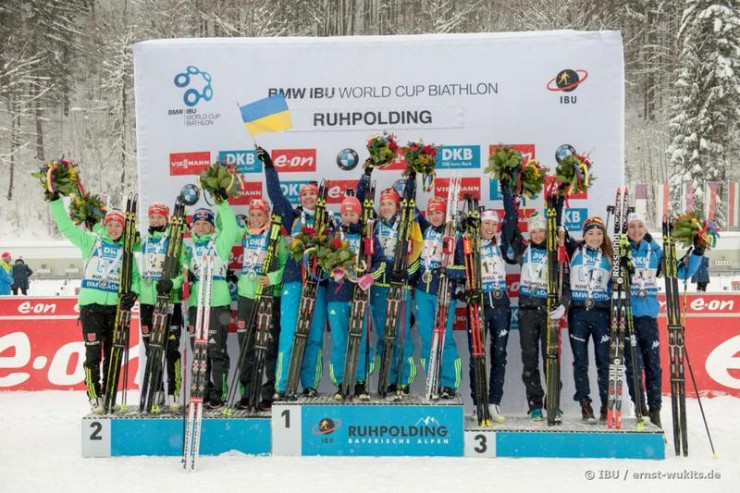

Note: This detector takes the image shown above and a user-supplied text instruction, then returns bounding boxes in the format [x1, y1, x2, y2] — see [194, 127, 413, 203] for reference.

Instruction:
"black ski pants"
[80, 304, 117, 400]
[237, 295, 281, 402]
[140, 303, 183, 395]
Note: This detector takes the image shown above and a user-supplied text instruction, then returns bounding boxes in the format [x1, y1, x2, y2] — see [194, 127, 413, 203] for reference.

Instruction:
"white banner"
[133, 31, 624, 235]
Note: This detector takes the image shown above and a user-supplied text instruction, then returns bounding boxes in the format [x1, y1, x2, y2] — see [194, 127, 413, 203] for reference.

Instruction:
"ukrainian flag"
[239, 95, 292, 136]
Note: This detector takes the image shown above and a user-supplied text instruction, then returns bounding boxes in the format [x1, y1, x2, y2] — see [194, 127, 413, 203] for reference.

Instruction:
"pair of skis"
[377, 172, 417, 398]
[183, 247, 214, 470]
[103, 194, 138, 413]
[605, 188, 644, 429]
[341, 183, 376, 400]
[544, 193, 565, 425]
[663, 217, 687, 454]
[140, 199, 187, 413]
[225, 214, 283, 412]
[425, 175, 461, 402]
[462, 196, 492, 426]
[285, 182, 330, 399]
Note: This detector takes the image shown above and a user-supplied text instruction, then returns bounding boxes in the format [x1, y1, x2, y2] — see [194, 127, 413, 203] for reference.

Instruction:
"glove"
[499, 173, 510, 189]
[363, 158, 375, 174]
[120, 292, 137, 311]
[214, 188, 229, 203]
[549, 304, 566, 321]
[156, 279, 173, 296]
[256, 147, 273, 169]
[45, 190, 60, 202]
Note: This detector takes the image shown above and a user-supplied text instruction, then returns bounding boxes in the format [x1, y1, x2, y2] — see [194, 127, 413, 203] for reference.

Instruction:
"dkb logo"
[174, 66, 213, 107]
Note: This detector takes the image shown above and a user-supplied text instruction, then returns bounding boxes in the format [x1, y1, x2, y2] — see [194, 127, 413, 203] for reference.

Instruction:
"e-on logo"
[336, 148, 359, 171]
[174, 66, 213, 107]
[546, 68, 588, 104]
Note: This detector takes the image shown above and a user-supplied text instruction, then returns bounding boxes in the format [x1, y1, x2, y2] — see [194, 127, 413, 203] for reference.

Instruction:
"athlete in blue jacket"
[258, 147, 330, 398]
[413, 196, 466, 398]
[328, 196, 385, 400]
[564, 216, 613, 422]
[624, 212, 702, 427]
[357, 168, 417, 397]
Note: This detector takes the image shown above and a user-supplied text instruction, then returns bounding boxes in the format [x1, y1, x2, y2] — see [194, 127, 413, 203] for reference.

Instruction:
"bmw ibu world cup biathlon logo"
[174, 65, 213, 107]
[336, 148, 359, 171]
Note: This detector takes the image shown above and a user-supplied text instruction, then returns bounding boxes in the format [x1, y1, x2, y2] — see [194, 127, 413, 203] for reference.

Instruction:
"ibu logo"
[218, 150, 261, 173]
[281, 181, 312, 205]
[436, 145, 480, 169]
[563, 208, 588, 232]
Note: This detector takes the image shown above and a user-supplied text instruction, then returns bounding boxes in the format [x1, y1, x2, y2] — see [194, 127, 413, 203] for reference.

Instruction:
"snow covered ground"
[0, 391, 737, 493]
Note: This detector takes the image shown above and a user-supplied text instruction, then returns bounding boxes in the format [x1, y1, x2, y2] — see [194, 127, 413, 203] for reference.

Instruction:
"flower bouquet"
[316, 232, 357, 281]
[554, 145, 594, 196]
[671, 212, 720, 251]
[31, 159, 82, 200]
[69, 193, 108, 231]
[402, 140, 437, 191]
[366, 132, 399, 168]
[199, 161, 242, 203]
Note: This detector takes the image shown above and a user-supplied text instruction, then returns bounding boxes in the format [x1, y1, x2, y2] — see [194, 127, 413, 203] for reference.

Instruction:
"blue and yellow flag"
[239, 95, 292, 136]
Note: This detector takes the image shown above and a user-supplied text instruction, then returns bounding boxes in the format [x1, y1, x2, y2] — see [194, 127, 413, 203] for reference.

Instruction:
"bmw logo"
[555, 144, 577, 165]
[179, 183, 201, 206]
[336, 148, 359, 171]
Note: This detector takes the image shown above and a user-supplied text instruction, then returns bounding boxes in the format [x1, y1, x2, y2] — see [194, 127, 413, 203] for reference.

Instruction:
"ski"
[462, 195, 492, 426]
[225, 213, 283, 412]
[103, 194, 138, 413]
[425, 175, 461, 402]
[663, 215, 688, 455]
[285, 182, 330, 399]
[341, 182, 376, 400]
[544, 191, 563, 425]
[140, 199, 187, 413]
[183, 246, 214, 470]
[377, 172, 417, 398]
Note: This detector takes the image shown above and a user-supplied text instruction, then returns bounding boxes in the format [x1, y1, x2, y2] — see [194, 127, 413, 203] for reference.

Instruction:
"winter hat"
[380, 188, 401, 204]
[427, 197, 447, 215]
[248, 198, 270, 215]
[627, 212, 646, 226]
[103, 211, 125, 227]
[147, 203, 170, 219]
[191, 208, 215, 227]
[341, 196, 362, 214]
[481, 209, 499, 224]
[527, 213, 546, 233]
[300, 183, 319, 197]
[1, 252, 10, 261]
[583, 216, 606, 234]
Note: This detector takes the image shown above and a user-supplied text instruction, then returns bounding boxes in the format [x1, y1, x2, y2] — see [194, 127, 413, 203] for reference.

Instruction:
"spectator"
[0, 252, 13, 295]
[691, 255, 710, 292]
[12, 258, 34, 295]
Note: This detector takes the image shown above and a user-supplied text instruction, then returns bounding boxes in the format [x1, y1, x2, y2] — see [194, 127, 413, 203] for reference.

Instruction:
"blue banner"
[436, 145, 480, 169]
[218, 150, 262, 173]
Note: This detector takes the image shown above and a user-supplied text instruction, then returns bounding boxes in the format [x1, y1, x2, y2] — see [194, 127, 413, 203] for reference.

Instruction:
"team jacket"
[412, 212, 466, 295]
[184, 201, 239, 308]
[50, 198, 140, 306]
[326, 222, 386, 303]
[138, 228, 185, 305]
[567, 244, 612, 311]
[235, 224, 288, 299]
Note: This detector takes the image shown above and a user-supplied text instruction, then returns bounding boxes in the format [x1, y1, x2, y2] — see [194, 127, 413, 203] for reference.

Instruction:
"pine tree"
[667, 0, 740, 227]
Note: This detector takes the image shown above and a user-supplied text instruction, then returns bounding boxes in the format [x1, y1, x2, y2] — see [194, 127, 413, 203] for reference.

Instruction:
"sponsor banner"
[169, 151, 210, 176]
[436, 145, 480, 169]
[272, 149, 317, 172]
[301, 404, 464, 456]
[493, 208, 536, 232]
[563, 207, 588, 232]
[280, 180, 313, 205]
[657, 294, 740, 397]
[434, 177, 481, 200]
[0, 297, 140, 391]
[228, 181, 262, 205]
[136, 33, 623, 233]
[325, 179, 360, 204]
[218, 150, 262, 173]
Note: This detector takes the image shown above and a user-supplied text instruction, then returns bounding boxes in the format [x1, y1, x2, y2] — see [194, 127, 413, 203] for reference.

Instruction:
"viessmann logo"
[272, 149, 317, 172]
[169, 151, 210, 175]
[434, 177, 481, 200]
[227, 182, 262, 205]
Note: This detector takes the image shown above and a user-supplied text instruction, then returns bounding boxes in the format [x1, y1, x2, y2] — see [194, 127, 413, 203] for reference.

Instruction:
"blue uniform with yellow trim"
[357, 172, 417, 387]
[328, 223, 385, 386]
[265, 166, 329, 393]
[413, 212, 465, 391]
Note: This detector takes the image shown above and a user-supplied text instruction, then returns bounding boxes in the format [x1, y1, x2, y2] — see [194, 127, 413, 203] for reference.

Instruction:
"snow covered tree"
[667, 0, 740, 227]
